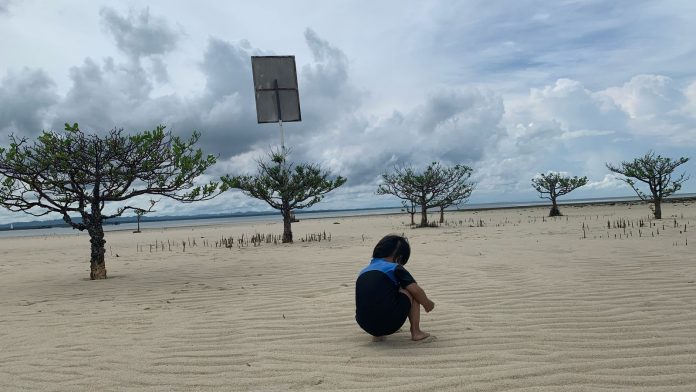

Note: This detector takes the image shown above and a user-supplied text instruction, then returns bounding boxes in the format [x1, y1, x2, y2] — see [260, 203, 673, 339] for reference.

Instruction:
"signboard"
[251, 56, 301, 123]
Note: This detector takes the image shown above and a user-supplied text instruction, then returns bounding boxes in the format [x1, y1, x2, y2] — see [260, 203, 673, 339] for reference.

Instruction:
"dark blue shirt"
[356, 258, 417, 316]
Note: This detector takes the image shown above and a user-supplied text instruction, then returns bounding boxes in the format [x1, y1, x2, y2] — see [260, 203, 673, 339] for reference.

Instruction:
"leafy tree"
[223, 149, 346, 243]
[0, 123, 227, 280]
[378, 162, 474, 227]
[531, 172, 588, 217]
[606, 151, 690, 219]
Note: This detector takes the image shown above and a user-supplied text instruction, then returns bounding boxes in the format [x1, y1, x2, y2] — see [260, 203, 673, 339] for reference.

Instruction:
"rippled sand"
[1, 201, 695, 391]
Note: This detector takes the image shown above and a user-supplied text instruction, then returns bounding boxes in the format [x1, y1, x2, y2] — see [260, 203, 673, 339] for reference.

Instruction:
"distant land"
[1, 193, 695, 232]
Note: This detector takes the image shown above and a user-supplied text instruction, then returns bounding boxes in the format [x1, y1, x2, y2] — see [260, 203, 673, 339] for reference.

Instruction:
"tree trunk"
[410, 212, 415, 226]
[88, 224, 107, 280]
[549, 198, 561, 217]
[439, 206, 445, 223]
[420, 202, 428, 227]
[282, 206, 293, 243]
[654, 198, 662, 219]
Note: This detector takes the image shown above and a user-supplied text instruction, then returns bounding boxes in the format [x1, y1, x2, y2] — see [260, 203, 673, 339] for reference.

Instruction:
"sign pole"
[273, 79, 285, 155]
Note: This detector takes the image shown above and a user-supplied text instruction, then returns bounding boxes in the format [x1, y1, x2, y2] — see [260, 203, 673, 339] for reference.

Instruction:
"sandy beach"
[1, 201, 695, 391]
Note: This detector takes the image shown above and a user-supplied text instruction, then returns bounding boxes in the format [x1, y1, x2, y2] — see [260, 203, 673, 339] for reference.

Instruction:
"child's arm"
[405, 283, 435, 312]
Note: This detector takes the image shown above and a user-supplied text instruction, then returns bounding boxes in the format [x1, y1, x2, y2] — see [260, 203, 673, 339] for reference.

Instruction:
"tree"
[401, 199, 417, 226]
[531, 172, 588, 217]
[132, 200, 156, 233]
[606, 151, 689, 219]
[378, 162, 474, 227]
[435, 165, 474, 223]
[223, 149, 346, 243]
[0, 123, 227, 280]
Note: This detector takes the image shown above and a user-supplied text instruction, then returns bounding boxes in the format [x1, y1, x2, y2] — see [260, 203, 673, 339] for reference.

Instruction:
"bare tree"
[401, 199, 417, 226]
[606, 151, 689, 219]
[532, 172, 588, 217]
[132, 200, 157, 233]
[0, 123, 226, 279]
[223, 149, 346, 243]
[435, 165, 474, 223]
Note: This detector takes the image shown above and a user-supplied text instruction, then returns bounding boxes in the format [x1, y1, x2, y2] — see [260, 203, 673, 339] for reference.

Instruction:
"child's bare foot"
[411, 330, 430, 341]
[372, 335, 386, 342]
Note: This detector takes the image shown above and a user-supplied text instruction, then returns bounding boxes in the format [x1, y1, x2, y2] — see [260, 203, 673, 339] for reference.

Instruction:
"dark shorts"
[356, 292, 411, 336]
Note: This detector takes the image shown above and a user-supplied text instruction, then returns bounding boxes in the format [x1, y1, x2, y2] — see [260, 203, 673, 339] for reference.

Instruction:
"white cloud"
[584, 173, 625, 191]
[600, 74, 696, 144]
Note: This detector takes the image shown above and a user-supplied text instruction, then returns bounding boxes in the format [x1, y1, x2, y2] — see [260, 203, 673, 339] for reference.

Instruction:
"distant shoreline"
[1, 193, 695, 238]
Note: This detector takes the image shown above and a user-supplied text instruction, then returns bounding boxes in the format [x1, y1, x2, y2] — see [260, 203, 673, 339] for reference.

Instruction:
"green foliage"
[377, 162, 475, 226]
[224, 150, 346, 212]
[0, 123, 226, 229]
[606, 151, 689, 201]
[606, 151, 689, 219]
[531, 172, 588, 201]
[222, 149, 346, 242]
[531, 171, 588, 217]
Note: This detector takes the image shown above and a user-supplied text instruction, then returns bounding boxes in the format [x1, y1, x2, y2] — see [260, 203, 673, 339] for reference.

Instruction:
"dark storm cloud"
[302, 29, 350, 99]
[148, 56, 169, 83]
[51, 57, 155, 132]
[2, 3, 369, 173]
[185, 38, 268, 159]
[0, 68, 58, 138]
[279, 29, 364, 162]
[299, 28, 363, 125]
[218, 27, 370, 176]
[99, 7, 180, 60]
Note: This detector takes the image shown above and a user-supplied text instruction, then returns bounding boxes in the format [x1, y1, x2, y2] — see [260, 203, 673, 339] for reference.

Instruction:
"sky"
[1, 0, 696, 222]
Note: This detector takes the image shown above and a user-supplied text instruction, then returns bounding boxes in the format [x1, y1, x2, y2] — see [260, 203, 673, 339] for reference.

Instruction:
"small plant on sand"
[606, 151, 690, 219]
[223, 149, 346, 243]
[0, 123, 227, 279]
[531, 172, 588, 217]
[133, 202, 156, 233]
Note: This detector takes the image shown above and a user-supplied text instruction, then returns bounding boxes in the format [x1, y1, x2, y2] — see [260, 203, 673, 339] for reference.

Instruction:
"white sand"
[1, 201, 695, 391]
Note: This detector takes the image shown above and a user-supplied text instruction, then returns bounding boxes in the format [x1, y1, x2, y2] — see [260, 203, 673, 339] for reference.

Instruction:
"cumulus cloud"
[488, 75, 696, 200]
[528, 79, 627, 133]
[584, 173, 625, 191]
[600, 74, 696, 144]
[292, 86, 506, 187]
[602, 75, 684, 119]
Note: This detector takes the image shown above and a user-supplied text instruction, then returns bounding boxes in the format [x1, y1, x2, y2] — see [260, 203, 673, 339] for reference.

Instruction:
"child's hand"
[423, 299, 435, 312]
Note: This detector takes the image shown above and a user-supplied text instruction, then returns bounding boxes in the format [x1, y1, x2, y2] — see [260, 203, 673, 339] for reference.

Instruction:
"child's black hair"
[372, 234, 411, 265]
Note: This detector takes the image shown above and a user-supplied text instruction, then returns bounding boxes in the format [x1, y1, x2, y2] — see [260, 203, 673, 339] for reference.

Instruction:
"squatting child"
[355, 234, 435, 341]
